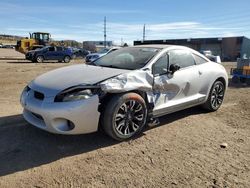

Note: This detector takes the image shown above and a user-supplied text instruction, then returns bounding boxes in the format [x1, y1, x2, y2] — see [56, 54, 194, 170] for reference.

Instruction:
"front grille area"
[25, 53, 32, 59]
[34, 91, 45, 100]
[86, 56, 91, 62]
[31, 112, 44, 121]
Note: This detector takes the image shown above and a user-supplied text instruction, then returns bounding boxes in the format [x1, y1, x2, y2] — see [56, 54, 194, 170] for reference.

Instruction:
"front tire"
[36, 55, 44, 63]
[202, 81, 225, 111]
[102, 93, 147, 141]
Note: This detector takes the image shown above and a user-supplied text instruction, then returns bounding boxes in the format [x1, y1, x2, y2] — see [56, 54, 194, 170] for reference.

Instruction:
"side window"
[169, 50, 195, 69]
[153, 54, 168, 75]
[48, 47, 55, 52]
[193, 54, 208, 65]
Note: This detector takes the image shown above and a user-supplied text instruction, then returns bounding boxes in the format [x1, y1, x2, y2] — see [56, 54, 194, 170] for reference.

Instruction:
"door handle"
[198, 70, 202, 75]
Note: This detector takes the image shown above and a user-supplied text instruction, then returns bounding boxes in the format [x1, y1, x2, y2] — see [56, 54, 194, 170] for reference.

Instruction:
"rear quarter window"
[193, 54, 208, 65]
[169, 49, 195, 69]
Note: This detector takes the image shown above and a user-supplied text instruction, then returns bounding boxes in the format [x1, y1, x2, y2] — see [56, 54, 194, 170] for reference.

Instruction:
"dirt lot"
[0, 49, 249, 188]
[0, 48, 24, 59]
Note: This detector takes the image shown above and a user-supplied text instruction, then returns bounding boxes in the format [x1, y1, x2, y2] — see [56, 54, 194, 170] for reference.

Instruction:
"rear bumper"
[21, 90, 100, 135]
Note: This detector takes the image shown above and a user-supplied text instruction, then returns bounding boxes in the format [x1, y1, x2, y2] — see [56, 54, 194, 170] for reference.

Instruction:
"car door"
[55, 47, 64, 60]
[46, 46, 56, 60]
[152, 49, 205, 117]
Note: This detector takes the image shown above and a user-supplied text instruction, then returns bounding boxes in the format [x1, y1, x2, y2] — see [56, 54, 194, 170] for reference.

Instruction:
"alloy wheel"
[37, 56, 43, 63]
[114, 100, 145, 136]
[211, 82, 224, 109]
[64, 56, 70, 63]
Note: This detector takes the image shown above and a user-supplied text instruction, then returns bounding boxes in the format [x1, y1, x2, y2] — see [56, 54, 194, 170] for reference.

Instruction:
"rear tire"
[64, 56, 71, 63]
[202, 81, 225, 111]
[36, 55, 44, 63]
[102, 93, 147, 141]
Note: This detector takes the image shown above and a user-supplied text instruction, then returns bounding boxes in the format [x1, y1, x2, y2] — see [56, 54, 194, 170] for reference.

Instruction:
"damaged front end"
[100, 69, 155, 105]
[98, 70, 158, 123]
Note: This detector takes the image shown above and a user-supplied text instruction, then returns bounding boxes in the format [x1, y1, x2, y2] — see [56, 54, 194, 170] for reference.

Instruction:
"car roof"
[132, 44, 195, 50]
[133, 44, 210, 61]
[132, 44, 173, 49]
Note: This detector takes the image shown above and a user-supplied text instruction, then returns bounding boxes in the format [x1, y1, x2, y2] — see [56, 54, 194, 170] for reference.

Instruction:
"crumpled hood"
[29, 64, 129, 97]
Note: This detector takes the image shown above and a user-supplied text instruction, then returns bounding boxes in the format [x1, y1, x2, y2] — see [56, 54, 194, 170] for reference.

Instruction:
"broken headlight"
[55, 88, 94, 102]
[63, 89, 93, 102]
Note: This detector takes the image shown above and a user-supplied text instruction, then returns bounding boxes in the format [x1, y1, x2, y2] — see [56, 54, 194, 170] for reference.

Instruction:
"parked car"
[200, 50, 212, 56]
[20, 45, 228, 141]
[25, 46, 73, 63]
[1, 44, 15, 49]
[85, 47, 120, 62]
[200, 50, 221, 63]
[72, 48, 90, 58]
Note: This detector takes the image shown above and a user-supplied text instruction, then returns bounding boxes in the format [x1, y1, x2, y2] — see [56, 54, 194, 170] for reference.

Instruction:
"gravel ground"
[0, 49, 249, 188]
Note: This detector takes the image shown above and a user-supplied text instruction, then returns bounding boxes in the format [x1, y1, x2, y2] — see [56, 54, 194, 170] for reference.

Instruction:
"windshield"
[39, 46, 49, 51]
[98, 48, 109, 54]
[93, 47, 159, 70]
[32, 33, 50, 41]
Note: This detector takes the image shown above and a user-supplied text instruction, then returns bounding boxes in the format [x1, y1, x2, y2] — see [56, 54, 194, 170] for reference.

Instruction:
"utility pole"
[143, 24, 146, 42]
[104, 16, 107, 48]
[121, 38, 124, 46]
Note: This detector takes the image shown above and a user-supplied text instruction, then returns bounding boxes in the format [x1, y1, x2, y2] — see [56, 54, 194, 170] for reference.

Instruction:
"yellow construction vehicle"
[15, 32, 51, 54]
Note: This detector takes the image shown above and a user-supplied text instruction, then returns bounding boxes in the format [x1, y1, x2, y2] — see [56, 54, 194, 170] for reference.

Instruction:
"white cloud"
[1, 21, 245, 45]
[0, 2, 142, 15]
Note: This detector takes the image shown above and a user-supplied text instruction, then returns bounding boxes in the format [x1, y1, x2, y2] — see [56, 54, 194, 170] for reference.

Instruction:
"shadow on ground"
[146, 106, 209, 131]
[7, 61, 69, 64]
[7, 61, 32, 64]
[0, 107, 207, 177]
[0, 114, 117, 176]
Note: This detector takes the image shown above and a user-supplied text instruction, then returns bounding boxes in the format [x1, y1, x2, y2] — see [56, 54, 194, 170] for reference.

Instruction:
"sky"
[0, 0, 250, 45]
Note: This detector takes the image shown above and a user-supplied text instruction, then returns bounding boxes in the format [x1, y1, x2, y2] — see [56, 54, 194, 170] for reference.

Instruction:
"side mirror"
[169, 64, 180, 74]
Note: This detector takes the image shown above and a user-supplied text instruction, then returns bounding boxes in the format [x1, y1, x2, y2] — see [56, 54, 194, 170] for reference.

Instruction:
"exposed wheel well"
[98, 90, 152, 114]
[97, 90, 152, 131]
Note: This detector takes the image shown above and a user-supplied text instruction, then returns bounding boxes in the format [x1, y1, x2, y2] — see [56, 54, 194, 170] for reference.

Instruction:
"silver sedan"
[21, 45, 228, 141]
